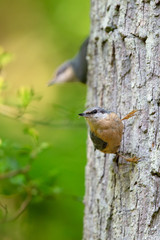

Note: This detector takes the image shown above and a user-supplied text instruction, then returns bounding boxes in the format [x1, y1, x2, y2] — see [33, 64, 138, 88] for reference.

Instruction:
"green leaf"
[23, 127, 39, 142]
[0, 138, 2, 147]
[17, 87, 35, 109]
[0, 77, 6, 90]
[0, 50, 12, 67]
[10, 174, 26, 186]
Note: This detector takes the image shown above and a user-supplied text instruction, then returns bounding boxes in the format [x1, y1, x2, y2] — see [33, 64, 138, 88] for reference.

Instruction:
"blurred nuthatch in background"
[79, 107, 139, 163]
[48, 37, 89, 86]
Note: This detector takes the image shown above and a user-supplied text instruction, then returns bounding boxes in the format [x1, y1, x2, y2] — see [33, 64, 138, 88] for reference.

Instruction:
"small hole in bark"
[140, 35, 147, 43]
[107, 5, 110, 11]
[157, 99, 160, 106]
[115, 4, 120, 12]
[105, 26, 117, 33]
[95, 37, 99, 42]
[156, 0, 160, 6]
[102, 39, 108, 49]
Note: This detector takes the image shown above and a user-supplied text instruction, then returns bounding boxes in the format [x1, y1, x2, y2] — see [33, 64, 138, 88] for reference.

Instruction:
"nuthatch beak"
[79, 112, 89, 117]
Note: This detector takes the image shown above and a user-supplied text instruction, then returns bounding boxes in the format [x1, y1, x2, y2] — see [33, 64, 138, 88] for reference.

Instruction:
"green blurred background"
[0, 0, 90, 239]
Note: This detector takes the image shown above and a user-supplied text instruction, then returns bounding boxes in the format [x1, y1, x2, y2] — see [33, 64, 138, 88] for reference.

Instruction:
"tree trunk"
[83, 0, 160, 239]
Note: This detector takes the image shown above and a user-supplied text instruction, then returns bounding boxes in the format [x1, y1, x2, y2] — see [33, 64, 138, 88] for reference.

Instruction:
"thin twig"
[7, 194, 32, 222]
[0, 165, 30, 180]
[0, 201, 8, 222]
[0, 104, 85, 128]
[121, 109, 138, 121]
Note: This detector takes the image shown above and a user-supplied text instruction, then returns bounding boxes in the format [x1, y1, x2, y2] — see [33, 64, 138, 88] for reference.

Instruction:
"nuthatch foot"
[79, 107, 139, 163]
[48, 37, 89, 86]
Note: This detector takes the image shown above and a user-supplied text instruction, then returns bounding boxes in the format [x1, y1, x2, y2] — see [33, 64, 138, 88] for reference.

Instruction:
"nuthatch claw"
[117, 153, 140, 163]
[79, 107, 139, 163]
[48, 37, 89, 86]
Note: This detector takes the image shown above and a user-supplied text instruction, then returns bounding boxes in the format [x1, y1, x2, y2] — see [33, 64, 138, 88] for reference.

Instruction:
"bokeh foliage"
[0, 0, 89, 239]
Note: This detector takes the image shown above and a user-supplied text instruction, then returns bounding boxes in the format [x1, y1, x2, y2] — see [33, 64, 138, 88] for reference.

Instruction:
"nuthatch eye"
[48, 37, 89, 86]
[79, 107, 139, 163]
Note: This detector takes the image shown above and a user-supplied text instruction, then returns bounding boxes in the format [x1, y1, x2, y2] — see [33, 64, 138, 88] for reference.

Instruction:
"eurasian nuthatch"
[79, 107, 139, 163]
[48, 37, 89, 86]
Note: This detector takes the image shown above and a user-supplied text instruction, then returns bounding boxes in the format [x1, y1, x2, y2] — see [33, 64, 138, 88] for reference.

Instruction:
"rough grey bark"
[83, 0, 160, 239]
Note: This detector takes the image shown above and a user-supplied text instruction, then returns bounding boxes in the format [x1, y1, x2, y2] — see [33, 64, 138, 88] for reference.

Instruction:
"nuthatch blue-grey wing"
[48, 37, 89, 86]
[79, 107, 139, 162]
[90, 131, 108, 151]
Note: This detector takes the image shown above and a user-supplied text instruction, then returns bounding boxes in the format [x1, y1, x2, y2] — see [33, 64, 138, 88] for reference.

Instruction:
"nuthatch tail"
[79, 107, 139, 163]
[48, 37, 89, 86]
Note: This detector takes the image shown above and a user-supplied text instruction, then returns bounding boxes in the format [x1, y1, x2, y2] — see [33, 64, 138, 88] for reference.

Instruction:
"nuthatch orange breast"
[79, 107, 139, 163]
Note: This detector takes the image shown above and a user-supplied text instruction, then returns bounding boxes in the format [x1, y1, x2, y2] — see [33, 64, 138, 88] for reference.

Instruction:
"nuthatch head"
[79, 107, 113, 130]
[48, 37, 89, 86]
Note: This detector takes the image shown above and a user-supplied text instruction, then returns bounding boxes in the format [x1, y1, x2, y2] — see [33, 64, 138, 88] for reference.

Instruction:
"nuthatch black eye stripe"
[79, 107, 113, 118]
[90, 109, 97, 114]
